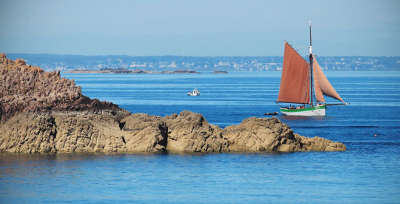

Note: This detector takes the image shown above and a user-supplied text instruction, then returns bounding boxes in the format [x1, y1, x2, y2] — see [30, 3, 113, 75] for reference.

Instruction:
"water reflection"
[0, 152, 167, 162]
[279, 115, 327, 121]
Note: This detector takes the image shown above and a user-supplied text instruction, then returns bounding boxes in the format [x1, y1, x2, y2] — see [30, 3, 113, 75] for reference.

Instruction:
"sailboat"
[187, 88, 200, 96]
[277, 23, 347, 116]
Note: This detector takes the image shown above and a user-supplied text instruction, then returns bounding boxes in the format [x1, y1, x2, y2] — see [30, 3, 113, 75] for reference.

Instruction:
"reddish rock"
[0, 53, 125, 122]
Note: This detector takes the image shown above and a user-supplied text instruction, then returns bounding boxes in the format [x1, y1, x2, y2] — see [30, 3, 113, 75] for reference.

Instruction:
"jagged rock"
[164, 111, 229, 153]
[120, 113, 167, 152]
[223, 117, 345, 152]
[0, 112, 57, 153]
[0, 111, 168, 153]
[0, 53, 123, 122]
[52, 111, 126, 153]
[223, 117, 289, 152]
[292, 134, 346, 152]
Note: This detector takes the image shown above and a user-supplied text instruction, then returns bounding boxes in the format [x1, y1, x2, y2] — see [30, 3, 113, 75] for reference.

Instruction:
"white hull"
[187, 89, 200, 96]
[280, 106, 326, 116]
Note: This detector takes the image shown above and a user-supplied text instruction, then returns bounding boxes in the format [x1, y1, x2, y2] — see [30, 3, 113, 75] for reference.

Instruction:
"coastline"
[65, 69, 229, 74]
[66, 69, 200, 74]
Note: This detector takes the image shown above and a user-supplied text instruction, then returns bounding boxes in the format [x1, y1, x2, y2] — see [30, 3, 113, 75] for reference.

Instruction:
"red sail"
[313, 56, 344, 103]
[277, 42, 310, 104]
[313, 57, 325, 103]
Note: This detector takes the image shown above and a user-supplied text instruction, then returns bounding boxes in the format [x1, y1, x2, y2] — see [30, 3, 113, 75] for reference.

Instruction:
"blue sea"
[1, 71, 400, 203]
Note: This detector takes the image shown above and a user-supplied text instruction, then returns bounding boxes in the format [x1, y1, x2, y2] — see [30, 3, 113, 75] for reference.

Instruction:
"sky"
[0, 0, 399, 56]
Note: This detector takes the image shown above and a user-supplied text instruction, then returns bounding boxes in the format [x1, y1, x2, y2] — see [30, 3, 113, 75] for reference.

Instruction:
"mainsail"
[312, 56, 345, 103]
[277, 43, 345, 105]
[277, 42, 310, 104]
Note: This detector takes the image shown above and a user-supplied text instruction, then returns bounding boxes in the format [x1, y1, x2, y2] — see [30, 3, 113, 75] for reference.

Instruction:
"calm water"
[1, 71, 400, 203]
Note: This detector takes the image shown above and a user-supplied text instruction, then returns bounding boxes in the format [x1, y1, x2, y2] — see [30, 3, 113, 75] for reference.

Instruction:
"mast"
[309, 21, 314, 106]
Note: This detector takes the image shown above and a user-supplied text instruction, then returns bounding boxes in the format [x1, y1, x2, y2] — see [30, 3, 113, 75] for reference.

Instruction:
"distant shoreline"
[8, 54, 399, 72]
[66, 69, 199, 74]
[66, 69, 229, 74]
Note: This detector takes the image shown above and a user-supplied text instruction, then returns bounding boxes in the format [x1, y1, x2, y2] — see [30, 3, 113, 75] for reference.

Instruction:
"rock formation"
[223, 117, 345, 152]
[0, 111, 166, 153]
[0, 53, 346, 154]
[164, 111, 229, 153]
[0, 53, 122, 122]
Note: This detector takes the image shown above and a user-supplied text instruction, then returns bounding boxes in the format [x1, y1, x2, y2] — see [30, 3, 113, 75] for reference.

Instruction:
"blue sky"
[0, 0, 399, 56]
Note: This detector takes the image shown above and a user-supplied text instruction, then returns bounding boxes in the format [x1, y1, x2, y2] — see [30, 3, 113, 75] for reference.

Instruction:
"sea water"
[1, 71, 400, 203]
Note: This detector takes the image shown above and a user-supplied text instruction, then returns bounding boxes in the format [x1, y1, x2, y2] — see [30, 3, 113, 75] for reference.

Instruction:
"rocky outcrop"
[0, 112, 57, 153]
[0, 54, 123, 122]
[164, 111, 229, 153]
[0, 111, 168, 153]
[223, 117, 345, 152]
[0, 53, 346, 154]
[0, 111, 346, 154]
[120, 113, 167, 152]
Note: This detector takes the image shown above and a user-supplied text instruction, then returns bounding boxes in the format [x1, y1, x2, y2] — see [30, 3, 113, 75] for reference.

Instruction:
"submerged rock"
[0, 54, 346, 154]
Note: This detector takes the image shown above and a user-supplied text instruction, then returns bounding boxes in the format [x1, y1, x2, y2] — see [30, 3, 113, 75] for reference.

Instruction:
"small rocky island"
[67, 68, 199, 74]
[0, 54, 346, 153]
[213, 70, 228, 74]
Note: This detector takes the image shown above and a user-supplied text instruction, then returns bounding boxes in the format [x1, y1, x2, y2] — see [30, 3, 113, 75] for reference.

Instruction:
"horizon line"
[4, 53, 400, 58]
